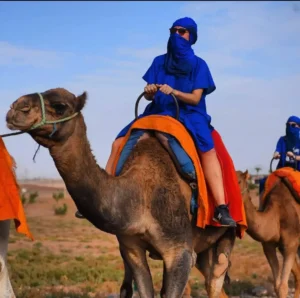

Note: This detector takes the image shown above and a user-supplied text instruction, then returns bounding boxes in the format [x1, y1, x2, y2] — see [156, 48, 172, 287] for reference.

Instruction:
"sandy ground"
[6, 180, 295, 297]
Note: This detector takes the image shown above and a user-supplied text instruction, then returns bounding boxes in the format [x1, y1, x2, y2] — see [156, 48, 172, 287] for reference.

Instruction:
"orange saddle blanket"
[112, 115, 247, 238]
[0, 137, 33, 240]
[262, 167, 300, 204]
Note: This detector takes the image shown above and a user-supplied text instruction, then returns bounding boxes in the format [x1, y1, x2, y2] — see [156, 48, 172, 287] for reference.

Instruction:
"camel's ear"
[242, 170, 249, 180]
[75, 91, 87, 112]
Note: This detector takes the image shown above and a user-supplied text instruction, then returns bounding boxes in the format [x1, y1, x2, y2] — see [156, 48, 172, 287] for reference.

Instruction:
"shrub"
[54, 203, 68, 216]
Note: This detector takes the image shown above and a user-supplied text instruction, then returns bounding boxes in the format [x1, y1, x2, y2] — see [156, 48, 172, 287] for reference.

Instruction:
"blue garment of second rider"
[259, 115, 300, 195]
[275, 116, 300, 171]
[116, 17, 216, 153]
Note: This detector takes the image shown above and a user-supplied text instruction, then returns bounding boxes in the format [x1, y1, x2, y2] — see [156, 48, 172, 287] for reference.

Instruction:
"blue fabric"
[274, 136, 300, 171]
[287, 116, 300, 124]
[162, 133, 196, 180]
[164, 17, 198, 76]
[164, 34, 195, 77]
[116, 54, 216, 153]
[172, 17, 198, 45]
[115, 129, 145, 176]
[259, 177, 267, 194]
[286, 116, 300, 151]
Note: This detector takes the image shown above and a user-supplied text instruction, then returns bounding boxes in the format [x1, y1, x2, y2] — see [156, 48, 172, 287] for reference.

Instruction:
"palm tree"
[255, 166, 262, 176]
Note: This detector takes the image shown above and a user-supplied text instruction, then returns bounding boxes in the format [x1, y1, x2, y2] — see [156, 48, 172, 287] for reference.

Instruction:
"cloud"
[0, 41, 72, 68]
[1, 2, 300, 178]
[116, 46, 165, 61]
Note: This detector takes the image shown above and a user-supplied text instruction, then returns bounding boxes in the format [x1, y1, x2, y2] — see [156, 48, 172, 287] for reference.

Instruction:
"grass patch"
[15, 289, 94, 298]
[224, 280, 255, 296]
[8, 246, 124, 297]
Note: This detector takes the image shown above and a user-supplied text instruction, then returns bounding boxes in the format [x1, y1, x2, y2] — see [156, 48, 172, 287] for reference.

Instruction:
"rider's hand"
[273, 152, 281, 159]
[144, 84, 158, 94]
[157, 84, 174, 95]
[287, 151, 296, 159]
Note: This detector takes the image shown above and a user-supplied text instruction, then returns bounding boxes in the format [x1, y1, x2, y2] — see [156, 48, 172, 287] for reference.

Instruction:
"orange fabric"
[112, 115, 247, 238]
[262, 167, 300, 204]
[0, 137, 33, 240]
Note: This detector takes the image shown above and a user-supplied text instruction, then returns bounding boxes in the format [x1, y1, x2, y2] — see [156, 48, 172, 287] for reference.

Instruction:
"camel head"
[6, 88, 87, 148]
[236, 170, 250, 193]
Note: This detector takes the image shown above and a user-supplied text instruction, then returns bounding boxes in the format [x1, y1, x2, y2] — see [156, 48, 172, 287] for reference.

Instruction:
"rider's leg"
[155, 131, 236, 227]
[198, 148, 236, 227]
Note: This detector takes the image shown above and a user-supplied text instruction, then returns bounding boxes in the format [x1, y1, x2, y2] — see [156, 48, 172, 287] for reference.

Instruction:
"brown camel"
[236, 170, 300, 298]
[6, 88, 237, 298]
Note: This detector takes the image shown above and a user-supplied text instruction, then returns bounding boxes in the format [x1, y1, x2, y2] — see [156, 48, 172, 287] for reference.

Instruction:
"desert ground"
[7, 179, 296, 298]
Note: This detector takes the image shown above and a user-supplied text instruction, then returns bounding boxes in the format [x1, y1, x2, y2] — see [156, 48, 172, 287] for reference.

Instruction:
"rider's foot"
[213, 204, 237, 227]
[75, 210, 85, 219]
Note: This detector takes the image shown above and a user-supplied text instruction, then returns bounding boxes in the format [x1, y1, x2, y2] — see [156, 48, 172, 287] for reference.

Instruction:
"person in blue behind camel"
[76, 17, 236, 227]
[259, 115, 300, 196]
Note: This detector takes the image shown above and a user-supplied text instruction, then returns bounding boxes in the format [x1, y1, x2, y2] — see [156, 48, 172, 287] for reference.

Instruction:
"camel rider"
[259, 115, 300, 195]
[273, 116, 300, 169]
[76, 17, 236, 228]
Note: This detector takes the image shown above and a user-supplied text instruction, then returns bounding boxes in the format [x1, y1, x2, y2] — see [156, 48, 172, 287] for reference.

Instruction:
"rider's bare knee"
[198, 147, 216, 157]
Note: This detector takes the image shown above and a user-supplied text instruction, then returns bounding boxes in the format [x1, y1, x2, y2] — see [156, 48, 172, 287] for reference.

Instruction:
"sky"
[0, 1, 299, 178]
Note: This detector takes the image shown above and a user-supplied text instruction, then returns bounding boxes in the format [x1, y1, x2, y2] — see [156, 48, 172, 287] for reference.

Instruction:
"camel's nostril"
[20, 106, 31, 112]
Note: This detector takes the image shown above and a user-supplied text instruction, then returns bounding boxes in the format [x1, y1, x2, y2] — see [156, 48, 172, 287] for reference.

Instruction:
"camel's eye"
[51, 103, 67, 115]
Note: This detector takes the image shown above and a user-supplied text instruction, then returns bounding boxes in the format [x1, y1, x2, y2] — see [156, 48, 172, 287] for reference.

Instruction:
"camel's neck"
[49, 115, 123, 233]
[243, 191, 277, 242]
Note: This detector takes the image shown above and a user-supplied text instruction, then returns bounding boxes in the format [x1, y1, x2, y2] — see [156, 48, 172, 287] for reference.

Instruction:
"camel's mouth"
[6, 121, 33, 131]
[6, 117, 36, 131]
[6, 108, 38, 131]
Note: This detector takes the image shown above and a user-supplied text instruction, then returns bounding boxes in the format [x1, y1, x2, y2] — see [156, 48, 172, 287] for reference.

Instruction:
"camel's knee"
[213, 253, 229, 278]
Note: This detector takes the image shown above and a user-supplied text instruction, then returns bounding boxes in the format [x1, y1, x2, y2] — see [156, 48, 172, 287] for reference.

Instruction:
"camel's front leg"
[119, 244, 154, 298]
[0, 220, 15, 298]
[263, 242, 281, 296]
[119, 248, 134, 298]
[160, 262, 192, 298]
[291, 255, 300, 298]
[161, 247, 193, 298]
[278, 240, 299, 298]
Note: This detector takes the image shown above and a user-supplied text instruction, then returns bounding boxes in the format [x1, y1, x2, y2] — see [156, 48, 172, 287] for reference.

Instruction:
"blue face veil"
[285, 115, 300, 152]
[164, 17, 198, 77]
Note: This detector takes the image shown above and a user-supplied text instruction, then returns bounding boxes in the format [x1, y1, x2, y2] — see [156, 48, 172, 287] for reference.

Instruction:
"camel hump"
[262, 167, 300, 206]
[115, 129, 196, 182]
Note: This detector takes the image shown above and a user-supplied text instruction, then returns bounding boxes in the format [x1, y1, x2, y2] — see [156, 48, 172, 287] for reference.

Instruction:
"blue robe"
[275, 136, 300, 171]
[259, 135, 300, 194]
[116, 54, 216, 153]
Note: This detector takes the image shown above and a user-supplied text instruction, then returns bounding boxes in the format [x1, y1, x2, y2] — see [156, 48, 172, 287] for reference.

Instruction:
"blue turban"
[172, 17, 198, 45]
[164, 17, 198, 77]
[286, 115, 300, 124]
[286, 115, 300, 151]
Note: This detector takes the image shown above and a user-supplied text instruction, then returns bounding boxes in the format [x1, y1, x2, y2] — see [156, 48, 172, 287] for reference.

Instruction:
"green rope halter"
[30, 93, 78, 130]
[1, 92, 79, 138]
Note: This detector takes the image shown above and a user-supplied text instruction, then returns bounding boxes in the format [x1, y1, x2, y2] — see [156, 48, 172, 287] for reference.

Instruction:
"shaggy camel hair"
[6, 88, 237, 298]
[237, 170, 300, 298]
